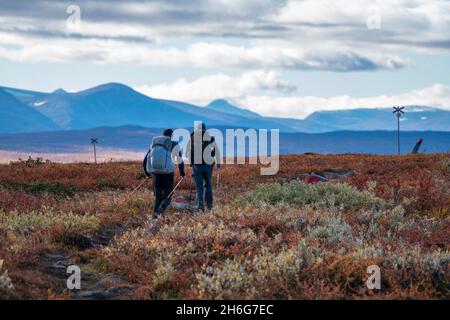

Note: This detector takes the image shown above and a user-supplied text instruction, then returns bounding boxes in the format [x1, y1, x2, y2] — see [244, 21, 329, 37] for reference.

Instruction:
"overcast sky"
[1, 0, 450, 118]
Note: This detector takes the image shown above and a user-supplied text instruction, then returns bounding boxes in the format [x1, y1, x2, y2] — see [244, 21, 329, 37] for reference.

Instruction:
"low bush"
[0, 208, 99, 236]
[234, 181, 385, 211]
[307, 214, 353, 244]
[1, 154, 448, 299]
[440, 157, 450, 173]
[1, 182, 75, 197]
[0, 260, 14, 291]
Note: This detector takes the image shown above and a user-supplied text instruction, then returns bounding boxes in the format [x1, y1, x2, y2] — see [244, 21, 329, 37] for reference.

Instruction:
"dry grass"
[0, 154, 448, 299]
[0, 149, 143, 164]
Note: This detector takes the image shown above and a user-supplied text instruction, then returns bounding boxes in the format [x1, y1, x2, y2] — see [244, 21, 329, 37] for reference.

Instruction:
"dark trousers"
[152, 173, 174, 213]
[192, 164, 213, 209]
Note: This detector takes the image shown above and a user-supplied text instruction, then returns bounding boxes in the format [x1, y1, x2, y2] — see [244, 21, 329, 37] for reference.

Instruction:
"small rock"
[80, 290, 100, 298]
[53, 260, 67, 269]
[63, 235, 94, 249]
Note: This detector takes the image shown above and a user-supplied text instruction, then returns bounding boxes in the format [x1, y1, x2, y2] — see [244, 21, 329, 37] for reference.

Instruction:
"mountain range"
[1, 82, 450, 134]
[1, 125, 448, 155]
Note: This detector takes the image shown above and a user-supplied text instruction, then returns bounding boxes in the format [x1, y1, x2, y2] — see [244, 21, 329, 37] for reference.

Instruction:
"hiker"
[185, 123, 221, 211]
[144, 128, 185, 216]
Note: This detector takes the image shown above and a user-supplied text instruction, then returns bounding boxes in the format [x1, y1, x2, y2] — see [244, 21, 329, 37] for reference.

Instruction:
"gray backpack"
[147, 136, 174, 174]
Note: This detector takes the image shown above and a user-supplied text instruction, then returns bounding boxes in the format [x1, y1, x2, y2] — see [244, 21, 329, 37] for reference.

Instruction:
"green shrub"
[196, 258, 255, 299]
[307, 214, 353, 244]
[96, 177, 123, 189]
[384, 247, 450, 296]
[440, 158, 450, 173]
[0, 207, 99, 236]
[234, 181, 385, 211]
[252, 247, 301, 285]
[196, 241, 321, 299]
[152, 255, 176, 289]
[1, 182, 75, 197]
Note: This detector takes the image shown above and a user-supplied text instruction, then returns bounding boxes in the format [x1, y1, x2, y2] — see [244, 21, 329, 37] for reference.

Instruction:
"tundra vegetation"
[0, 154, 448, 299]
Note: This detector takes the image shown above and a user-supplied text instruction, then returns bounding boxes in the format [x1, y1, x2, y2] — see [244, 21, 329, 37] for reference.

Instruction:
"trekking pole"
[167, 176, 185, 199]
[216, 166, 221, 189]
[189, 174, 195, 207]
[116, 178, 147, 210]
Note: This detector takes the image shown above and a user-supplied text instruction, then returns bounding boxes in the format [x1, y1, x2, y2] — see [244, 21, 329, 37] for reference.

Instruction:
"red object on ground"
[173, 196, 189, 209]
[307, 175, 321, 184]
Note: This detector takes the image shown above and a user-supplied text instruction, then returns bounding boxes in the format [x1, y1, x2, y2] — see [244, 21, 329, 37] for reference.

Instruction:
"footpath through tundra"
[0, 154, 449, 299]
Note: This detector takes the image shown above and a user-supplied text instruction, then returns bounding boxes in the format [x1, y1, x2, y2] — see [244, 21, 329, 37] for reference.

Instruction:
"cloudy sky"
[1, 0, 450, 118]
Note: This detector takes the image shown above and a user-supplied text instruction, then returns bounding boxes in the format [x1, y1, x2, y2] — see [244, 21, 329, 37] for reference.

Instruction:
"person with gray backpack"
[143, 128, 185, 217]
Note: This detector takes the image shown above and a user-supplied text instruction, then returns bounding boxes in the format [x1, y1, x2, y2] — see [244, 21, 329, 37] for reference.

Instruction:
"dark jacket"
[185, 129, 221, 166]
[171, 141, 185, 176]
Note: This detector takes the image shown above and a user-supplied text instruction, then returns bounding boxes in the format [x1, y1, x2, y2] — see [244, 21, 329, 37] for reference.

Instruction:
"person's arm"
[172, 142, 185, 177]
[178, 148, 185, 177]
[185, 136, 193, 166]
[213, 139, 221, 168]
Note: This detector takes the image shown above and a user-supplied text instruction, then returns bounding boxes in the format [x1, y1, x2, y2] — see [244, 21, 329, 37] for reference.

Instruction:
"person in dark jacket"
[151, 128, 185, 216]
[185, 123, 221, 211]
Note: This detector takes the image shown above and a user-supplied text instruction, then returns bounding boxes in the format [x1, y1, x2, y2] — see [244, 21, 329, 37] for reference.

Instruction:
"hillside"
[0, 88, 60, 133]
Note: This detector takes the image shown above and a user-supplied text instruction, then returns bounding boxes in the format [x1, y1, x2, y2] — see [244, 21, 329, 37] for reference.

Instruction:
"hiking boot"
[198, 206, 205, 212]
[207, 204, 213, 211]
[156, 205, 165, 215]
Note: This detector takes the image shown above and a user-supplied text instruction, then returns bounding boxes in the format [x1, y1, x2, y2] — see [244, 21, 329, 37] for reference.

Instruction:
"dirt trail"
[38, 225, 136, 299]
[36, 179, 224, 299]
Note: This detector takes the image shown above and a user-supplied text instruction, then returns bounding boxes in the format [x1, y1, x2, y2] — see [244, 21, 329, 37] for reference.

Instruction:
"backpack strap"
[152, 136, 172, 151]
[152, 142, 170, 151]
[142, 150, 151, 177]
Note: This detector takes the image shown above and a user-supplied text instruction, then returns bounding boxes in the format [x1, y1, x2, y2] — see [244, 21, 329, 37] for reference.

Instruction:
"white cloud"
[238, 83, 450, 119]
[0, 33, 408, 71]
[135, 71, 296, 105]
[0, 0, 448, 68]
[136, 73, 450, 119]
[272, 0, 450, 50]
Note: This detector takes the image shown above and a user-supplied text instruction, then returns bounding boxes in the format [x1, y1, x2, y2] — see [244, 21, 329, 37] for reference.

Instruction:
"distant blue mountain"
[305, 106, 450, 131]
[1, 82, 449, 134]
[206, 99, 261, 118]
[0, 88, 60, 133]
[21, 83, 202, 130]
[1, 83, 306, 132]
[0, 126, 448, 155]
